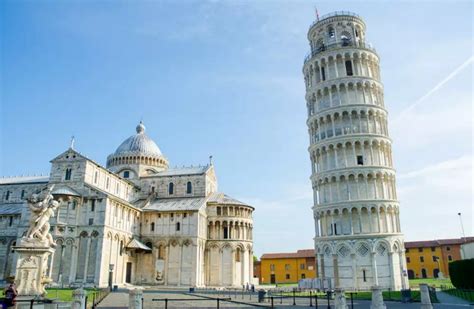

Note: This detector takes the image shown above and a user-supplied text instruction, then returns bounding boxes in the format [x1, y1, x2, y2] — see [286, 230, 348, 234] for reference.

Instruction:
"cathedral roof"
[0, 175, 49, 185]
[114, 121, 163, 157]
[142, 196, 207, 212]
[207, 192, 251, 207]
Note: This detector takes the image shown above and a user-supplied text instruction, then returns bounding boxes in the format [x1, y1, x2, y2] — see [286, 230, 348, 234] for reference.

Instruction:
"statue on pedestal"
[13, 185, 59, 297]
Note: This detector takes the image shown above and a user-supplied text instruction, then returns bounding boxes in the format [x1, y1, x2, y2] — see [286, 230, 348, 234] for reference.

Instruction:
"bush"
[449, 258, 474, 289]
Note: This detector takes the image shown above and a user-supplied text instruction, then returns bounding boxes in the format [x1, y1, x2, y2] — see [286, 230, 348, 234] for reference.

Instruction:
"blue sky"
[1, 0, 472, 257]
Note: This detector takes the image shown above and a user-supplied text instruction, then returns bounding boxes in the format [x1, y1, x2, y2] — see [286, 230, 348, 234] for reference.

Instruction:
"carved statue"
[25, 185, 58, 247]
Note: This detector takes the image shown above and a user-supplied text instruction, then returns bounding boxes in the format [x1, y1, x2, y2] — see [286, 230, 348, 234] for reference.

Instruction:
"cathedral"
[0, 122, 254, 287]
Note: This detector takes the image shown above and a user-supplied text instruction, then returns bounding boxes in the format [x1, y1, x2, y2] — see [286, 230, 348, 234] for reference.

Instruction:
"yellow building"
[260, 249, 316, 284]
[404, 237, 474, 279]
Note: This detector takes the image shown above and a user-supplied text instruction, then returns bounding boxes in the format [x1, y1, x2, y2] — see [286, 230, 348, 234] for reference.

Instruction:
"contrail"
[395, 55, 473, 122]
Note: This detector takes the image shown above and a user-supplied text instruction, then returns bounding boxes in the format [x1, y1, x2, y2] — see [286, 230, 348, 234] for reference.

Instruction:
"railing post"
[165, 298, 168, 309]
[310, 290, 313, 307]
[327, 291, 330, 309]
[293, 289, 296, 305]
[315, 292, 318, 309]
[217, 298, 220, 309]
[271, 296, 274, 308]
[30, 299, 34, 309]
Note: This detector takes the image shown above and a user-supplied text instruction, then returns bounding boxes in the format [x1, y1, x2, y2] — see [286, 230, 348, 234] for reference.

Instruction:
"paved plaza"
[95, 288, 474, 308]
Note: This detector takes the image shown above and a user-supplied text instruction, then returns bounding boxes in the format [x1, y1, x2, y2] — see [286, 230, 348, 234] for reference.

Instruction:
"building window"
[300, 263, 305, 270]
[176, 222, 180, 231]
[270, 264, 275, 271]
[120, 240, 123, 256]
[235, 248, 241, 262]
[65, 168, 72, 180]
[158, 214, 161, 218]
[286, 274, 290, 279]
[183, 213, 187, 218]
[363, 270, 367, 282]
[432, 256, 437, 262]
[88, 218, 94, 225]
[285, 264, 290, 271]
[91, 200, 95, 212]
[223, 226, 228, 239]
[186, 181, 192, 194]
[418, 248, 423, 253]
[21, 190, 25, 199]
[301, 274, 306, 279]
[151, 186, 155, 193]
[345, 60, 353, 76]
[5, 191, 10, 201]
[151, 222, 155, 232]
[94, 171, 98, 183]
[406, 249, 410, 253]
[448, 255, 452, 261]
[168, 182, 174, 195]
[406, 257, 410, 263]
[420, 256, 424, 262]
[446, 247, 451, 251]
[158, 245, 164, 259]
[123, 171, 130, 178]
[106, 177, 110, 189]
[357, 155, 364, 165]
[431, 247, 436, 252]
[9, 217, 13, 226]
[321, 67, 326, 81]
[71, 201, 76, 210]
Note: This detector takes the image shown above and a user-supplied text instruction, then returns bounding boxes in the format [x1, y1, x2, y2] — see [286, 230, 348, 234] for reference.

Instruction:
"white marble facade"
[0, 122, 254, 287]
[303, 12, 409, 290]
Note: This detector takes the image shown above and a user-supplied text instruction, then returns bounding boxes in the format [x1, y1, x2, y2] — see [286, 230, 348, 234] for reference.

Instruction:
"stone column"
[420, 283, 433, 309]
[129, 289, 143, 309]
[72, 288, 86, 309]
[371, 252, 379, 286]
[370, 286, 386, 309]
[334, 288, 348, 309]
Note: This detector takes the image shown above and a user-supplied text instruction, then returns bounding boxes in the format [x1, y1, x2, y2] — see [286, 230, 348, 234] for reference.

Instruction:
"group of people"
[244, 282, 256, 293]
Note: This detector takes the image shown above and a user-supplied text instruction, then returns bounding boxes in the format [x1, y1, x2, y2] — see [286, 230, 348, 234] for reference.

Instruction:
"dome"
[114, 121, 162, 156]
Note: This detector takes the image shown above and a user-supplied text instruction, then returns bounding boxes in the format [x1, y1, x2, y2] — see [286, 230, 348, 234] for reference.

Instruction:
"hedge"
[449, 258, 474, 289]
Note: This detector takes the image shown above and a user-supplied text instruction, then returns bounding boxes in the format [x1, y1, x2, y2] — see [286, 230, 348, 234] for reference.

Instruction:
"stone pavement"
[96, 289, 474, 308]
[437, 291, 473, 307]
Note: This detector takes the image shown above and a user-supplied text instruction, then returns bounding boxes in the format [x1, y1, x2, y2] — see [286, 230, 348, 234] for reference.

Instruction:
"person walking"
[3, 283, 17, 309]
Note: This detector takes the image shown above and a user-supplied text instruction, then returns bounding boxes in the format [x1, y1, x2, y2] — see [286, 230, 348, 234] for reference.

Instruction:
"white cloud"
[398, 155, 473, 240]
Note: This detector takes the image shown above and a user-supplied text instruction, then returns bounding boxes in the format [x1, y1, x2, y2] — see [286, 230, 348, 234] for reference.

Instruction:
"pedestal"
[129, 289, 143, 309]
[334, 288, 348, 309]
[13, 238, 55, 296]
[370, 286, 386, 309]
[72, 288, 86, 309]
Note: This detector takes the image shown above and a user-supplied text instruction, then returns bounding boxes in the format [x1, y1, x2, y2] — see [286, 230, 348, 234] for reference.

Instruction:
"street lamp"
[458, 213, 466, 259]
[108, 264, 114, 291]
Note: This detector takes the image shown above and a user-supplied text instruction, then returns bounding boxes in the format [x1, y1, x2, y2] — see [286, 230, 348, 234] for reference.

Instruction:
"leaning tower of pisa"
[303, 12, 409, 290]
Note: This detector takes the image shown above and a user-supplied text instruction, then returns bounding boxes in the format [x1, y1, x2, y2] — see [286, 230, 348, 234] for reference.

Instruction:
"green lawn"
[409, 278, 452, 289]
[45, 288, 105, 304]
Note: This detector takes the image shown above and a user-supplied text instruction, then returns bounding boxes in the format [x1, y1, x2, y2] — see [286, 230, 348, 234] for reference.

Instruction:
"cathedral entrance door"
[126, 262, 132, 283]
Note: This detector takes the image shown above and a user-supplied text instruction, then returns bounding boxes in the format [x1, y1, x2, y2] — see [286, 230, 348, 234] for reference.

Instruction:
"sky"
[1, 0, 472, 257]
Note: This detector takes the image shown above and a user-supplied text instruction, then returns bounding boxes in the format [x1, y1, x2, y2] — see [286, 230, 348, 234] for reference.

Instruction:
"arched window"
[168, 182, 174, 195]
[235, 248, 241, 262]
[176, 222, 180, 231]
[5, 191, 10, 201]
[186, 182, 192, 194]
[120, 240, 124, 256]
[158, 245, 164, 259]
[123, 171, 130, 178]
[151, 222, 155, 232]
[65, 168, 72, 180]
[328, 27, 335, 39]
